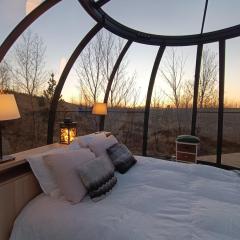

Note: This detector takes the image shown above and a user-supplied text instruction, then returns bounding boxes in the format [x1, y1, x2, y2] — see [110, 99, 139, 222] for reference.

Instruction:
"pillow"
[75, 132, 107, 148]
[107, 143, 137, 174]
[68, 138, 82, 150]
[78, 156, 117, 201]
[44, 149, 95, 204]
[27, 148, 67, 195]
[88, 135, 118, 158]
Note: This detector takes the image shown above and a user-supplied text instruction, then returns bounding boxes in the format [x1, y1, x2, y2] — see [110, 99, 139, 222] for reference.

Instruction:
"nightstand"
[176, 135, 200, 163]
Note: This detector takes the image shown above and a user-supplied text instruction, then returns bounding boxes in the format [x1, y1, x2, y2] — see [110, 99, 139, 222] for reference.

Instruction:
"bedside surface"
[0, 143, 67, 173]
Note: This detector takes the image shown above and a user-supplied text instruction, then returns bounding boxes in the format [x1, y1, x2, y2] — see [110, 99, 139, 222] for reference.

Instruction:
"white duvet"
[10, 156, 240, 240]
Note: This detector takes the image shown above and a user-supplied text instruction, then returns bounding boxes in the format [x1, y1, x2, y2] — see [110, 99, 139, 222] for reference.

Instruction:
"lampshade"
[92, 103, 107, 115]
[0, 94, 21, 121]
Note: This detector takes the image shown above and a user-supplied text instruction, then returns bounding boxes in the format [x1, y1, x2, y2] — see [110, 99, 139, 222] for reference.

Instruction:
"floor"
[198, 153, 240, 168]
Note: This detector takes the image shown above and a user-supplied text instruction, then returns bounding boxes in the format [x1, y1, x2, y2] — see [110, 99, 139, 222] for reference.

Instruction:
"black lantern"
[59, 118, 77, 144]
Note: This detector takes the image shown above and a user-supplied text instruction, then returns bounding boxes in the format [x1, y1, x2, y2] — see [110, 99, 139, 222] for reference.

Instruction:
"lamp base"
[0, 155, 16, 164]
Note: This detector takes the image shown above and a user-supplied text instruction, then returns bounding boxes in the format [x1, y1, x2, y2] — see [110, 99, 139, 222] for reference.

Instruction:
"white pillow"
[44, 149, 96, 204]
[88, 135, 118, 158]
[79, 132, 107, 148]
[27, 148, 67, 195]
[68, 138, 82, 150]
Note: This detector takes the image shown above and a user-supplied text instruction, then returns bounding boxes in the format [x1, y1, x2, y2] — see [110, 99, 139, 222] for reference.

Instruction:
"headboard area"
[0, 143, 65, 240]
[0, 165, 41, 240]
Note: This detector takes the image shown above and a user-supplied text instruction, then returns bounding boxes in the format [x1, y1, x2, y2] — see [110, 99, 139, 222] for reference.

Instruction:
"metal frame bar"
[0, 0, 62, 63]
[200, 0, 209, 34]
[197, 160, 240, 171]
[216, 40, 225, 165]
[79, 0, 240, 46]
[142, 45, 166, 156]
[99, 40, 132, 131]
[191, 44, 203, 135]
[47, 23, 103, 144]
[94, 0, 111, 8]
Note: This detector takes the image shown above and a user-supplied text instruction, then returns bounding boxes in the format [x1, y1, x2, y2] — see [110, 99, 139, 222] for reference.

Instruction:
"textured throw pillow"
[44, 149, 96, 204]
[78, 156, 117, 201]
[88, 135, 118, 158]
[27, 148, 67, 195]
[107, 143, 137, 174]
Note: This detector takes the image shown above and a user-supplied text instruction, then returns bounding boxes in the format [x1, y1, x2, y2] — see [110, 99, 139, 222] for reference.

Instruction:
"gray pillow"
[78, 156, 117, 201]
[107, 143, 137, 174]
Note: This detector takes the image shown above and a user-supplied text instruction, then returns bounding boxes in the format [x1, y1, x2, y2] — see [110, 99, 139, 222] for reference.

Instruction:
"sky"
[1, 0, 240, 105]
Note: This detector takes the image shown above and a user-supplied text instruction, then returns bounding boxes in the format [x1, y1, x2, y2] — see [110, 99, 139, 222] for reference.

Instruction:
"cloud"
[25, 0, 42, 15]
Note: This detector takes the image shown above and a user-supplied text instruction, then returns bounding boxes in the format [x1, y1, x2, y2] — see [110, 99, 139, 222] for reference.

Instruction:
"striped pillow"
[78, 156, 117, 201]
[107, 143, 137, 174]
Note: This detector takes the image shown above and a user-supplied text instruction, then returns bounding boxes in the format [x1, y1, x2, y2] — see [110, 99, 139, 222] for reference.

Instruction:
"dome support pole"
[191, 44, 203, 136]
[142, 45, 166, 156]
[216, 39, 225, 165]
[0, 0, 62, 63]
[99, 40, 132, 131]
[47, 23, 103, 144]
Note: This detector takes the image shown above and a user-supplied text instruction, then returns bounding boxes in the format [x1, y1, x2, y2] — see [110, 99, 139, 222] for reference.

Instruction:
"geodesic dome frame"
[0, 0, 239, 169]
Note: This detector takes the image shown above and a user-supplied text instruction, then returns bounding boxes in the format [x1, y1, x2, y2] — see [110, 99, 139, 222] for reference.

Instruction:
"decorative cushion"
[27, 148, 67, 195]
[88, 135, 118, 157]
[176, 135, 200, 144]
[78, 156, 117, 201]
[44, 149, 96, 204]
[107, 143, 137, 174]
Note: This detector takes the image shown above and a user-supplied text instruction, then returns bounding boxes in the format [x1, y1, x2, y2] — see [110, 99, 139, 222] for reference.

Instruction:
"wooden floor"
[198, 153, 240, 168]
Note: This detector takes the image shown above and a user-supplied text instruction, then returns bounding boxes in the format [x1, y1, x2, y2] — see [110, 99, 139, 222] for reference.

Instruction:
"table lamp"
[0, 94, 21, 162]
[92, 103, 107, 131]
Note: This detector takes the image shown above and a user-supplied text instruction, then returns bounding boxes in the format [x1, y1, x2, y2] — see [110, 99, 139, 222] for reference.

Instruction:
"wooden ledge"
[0, 143, 67, 174]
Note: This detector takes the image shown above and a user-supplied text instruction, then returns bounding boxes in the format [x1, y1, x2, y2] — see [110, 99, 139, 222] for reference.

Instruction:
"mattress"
[10, 156, 240, 240]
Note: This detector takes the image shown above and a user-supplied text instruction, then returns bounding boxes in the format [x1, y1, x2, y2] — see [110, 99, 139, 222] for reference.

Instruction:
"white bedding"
[10, 156, 240, 240]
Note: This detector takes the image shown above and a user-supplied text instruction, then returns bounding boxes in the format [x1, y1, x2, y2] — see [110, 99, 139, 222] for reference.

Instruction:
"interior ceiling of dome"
[102, 0, 240, 36]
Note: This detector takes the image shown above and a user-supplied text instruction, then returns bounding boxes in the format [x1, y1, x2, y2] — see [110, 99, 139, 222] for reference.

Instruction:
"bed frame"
[0, 143, 65, 240]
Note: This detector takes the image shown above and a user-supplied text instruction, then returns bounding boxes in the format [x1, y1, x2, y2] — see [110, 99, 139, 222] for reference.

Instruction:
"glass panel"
[148, 46, 196, 159]
[1, 0, 97, 154]
[103, 0, 205, 36]
[0, 0, 26, 45]
[222, 37, 240, 168]
[204, 0, 240, 33]
[103, 43, 159, 155]
[197, 43, 219, 164]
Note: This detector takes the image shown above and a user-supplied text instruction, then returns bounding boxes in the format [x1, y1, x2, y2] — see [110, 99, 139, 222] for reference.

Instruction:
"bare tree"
[161, 49, 185, 109]
[77, 32, 104, 105]
[11, 30, 47, 146]
[161, 49, 186, 132]
[109, 71, 136, 107]
[151, 88, 165, 108]
[199, 48, 218, 108]
[12, 31, 46, 96]
[181, 80, 193, 109]
[0, 60, 11, 91]
[76, 31, 136, 107]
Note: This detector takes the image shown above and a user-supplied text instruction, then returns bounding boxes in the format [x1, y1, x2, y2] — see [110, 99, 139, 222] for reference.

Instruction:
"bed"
[10, 156, 240, 240]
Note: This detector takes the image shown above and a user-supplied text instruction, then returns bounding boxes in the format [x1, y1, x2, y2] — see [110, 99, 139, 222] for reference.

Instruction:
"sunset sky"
[1, 0, 240, 105]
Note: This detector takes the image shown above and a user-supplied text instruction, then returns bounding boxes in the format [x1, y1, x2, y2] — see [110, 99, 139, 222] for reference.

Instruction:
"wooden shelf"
[0, 143, 67, 173]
